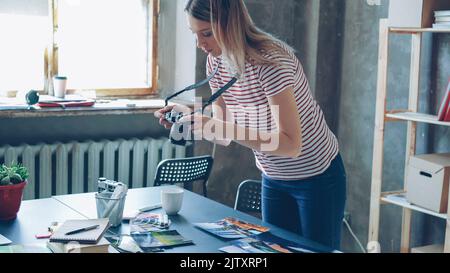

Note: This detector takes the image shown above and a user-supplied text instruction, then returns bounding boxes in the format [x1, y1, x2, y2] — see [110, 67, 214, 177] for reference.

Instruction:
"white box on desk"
[406, 153, 450, 213]
[388, 0, 450, 28]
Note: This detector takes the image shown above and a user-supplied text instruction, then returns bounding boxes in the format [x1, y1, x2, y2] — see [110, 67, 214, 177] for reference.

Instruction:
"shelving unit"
[386, 111, 450, 126]
[368, 19, 450, 253]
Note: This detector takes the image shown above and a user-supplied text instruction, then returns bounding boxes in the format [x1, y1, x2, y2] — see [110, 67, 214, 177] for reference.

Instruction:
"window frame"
[7, 0, 159, 98]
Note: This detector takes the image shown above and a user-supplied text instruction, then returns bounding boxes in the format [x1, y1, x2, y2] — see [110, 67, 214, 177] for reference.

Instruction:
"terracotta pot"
[0, 181, 27, 221]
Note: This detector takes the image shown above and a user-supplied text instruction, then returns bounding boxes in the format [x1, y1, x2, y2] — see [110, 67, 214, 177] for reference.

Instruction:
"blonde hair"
[185, 0, 293, 76]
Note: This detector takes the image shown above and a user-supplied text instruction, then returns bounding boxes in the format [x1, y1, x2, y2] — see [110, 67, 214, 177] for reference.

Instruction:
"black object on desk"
[65, 224, 99, 235]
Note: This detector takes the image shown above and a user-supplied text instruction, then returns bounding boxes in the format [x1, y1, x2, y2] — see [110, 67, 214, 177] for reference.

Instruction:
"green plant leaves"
[0, 176, 10, 186]
[0, 163, 29, 185]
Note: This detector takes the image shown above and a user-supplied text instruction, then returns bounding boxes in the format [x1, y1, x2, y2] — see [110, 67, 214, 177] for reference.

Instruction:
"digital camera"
[161, 65, 237, 146]
[97, 177, 125, 193]
[164, 110, 184, 124]
[164, 110, 193, 146]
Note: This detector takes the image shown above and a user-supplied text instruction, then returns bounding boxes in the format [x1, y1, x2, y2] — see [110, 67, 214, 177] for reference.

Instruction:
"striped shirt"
[206, 44, 339, 180]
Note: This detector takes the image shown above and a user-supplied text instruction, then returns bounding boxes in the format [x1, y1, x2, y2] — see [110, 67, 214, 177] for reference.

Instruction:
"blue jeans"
[261, 153, 347, 250]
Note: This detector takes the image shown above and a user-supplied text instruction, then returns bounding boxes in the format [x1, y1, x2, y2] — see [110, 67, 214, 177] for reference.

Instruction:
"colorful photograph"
[220, 233, 317, 254]
[195, 217, 269, 239]
[131, 230, 193, 249]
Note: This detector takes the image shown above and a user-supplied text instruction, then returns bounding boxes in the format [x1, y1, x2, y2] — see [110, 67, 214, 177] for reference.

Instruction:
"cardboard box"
[411, 244, 444, 253]
[388, 0, 450, 28]
[406, 153, 450, 213]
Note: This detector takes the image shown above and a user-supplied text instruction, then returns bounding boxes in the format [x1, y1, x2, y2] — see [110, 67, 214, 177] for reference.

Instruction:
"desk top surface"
[0, 198, 85, 245]
[52, 186, 334, 253]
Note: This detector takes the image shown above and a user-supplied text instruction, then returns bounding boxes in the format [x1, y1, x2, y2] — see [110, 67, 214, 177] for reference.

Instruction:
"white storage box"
[388, 0, 450, 28]
[406, 153, 450, 213]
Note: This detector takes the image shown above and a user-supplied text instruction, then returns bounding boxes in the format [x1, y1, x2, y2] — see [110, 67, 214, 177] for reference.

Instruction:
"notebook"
[49, 218, 110, 244]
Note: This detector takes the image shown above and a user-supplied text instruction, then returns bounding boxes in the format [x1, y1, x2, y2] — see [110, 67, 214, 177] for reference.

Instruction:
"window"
[0, 0, 158, 97]
[0, 0, 49, 94]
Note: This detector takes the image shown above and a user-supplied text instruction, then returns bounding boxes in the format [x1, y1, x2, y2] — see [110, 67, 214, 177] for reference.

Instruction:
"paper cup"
[53, 76, 67, 98]
[161, 188, 184, 215]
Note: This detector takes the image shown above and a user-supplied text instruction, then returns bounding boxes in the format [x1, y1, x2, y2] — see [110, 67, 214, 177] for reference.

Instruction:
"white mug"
[161, 187, 184, 215]
[53, 76, 67, 98]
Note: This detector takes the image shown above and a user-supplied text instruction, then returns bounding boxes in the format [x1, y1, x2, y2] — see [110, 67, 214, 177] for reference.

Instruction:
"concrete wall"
[0, 0, 47, 16]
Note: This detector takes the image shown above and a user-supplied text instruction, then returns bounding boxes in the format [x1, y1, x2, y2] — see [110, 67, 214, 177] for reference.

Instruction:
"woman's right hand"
[154, 104, 192, 129]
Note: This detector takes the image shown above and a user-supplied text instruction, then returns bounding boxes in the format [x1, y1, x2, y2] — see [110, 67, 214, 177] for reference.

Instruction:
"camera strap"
[164, 65, 219, 107]
[201, 77, 237, 112]
[164, 65, 238, 114]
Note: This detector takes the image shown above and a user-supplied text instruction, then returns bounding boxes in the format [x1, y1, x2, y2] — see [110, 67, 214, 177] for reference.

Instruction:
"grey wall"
[293, 0, 344, 132]
[339, 0, 393, 253]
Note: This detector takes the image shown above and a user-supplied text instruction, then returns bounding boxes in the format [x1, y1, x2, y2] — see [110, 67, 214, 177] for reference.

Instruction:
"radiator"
[0, 138, 187, 200]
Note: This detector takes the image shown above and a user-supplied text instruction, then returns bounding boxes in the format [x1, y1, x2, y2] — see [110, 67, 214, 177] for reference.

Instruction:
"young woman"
[155, 0, 346, 250]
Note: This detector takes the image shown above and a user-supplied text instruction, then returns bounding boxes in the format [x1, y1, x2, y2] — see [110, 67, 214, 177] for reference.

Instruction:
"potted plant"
[0, 163, 29, 220]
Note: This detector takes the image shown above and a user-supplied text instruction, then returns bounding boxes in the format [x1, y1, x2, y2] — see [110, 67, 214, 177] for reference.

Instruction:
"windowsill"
[0, 98, 195, 118]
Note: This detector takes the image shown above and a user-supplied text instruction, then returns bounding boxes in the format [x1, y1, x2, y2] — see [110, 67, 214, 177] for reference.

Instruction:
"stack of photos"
[219, 233, 318, 254]
[131, 230, 193, 249]
[194, 217, 269, 239]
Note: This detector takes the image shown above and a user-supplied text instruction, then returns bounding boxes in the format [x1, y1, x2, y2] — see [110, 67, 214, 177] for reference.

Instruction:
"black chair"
[234, 180, 262, 213]
[153, 155, 214, 197]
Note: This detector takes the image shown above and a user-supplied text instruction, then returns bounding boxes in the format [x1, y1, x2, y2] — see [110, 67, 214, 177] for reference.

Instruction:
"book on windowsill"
[46, 237, 112, 253]
[37, 94, 95, 108]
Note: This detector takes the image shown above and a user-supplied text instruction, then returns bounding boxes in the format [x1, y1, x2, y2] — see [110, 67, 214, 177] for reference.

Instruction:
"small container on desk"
[95, 191, 127, 227]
